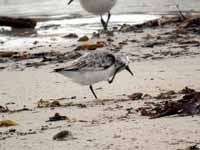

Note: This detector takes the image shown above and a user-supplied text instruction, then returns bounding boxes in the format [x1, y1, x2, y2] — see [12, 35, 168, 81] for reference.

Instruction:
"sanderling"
[67, 0, 117, 30]
[54, 50, 133, 99]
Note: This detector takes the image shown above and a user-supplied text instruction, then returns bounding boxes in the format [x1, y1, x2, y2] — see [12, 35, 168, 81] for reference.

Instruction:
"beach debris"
[37, 99, 61, 108]
[0, 129, 37, 140]
[78, 35, 89, 41]
[0, 120, 17, 127]
[0, 105, 31, 114]
[154, 90, 176, 99]
[53, 130, 75, 141]
[177, 15, 200, 29]
[39, 24, 60, 30]
[0, 105, 9, 113]
[1, 51, 81, 70]
[178, 144, 200, 150]
[141, 40, 167, 48]
[0, 66, 6, 70]
[33, 41, 39, 45]
[63, 33, 78, 38]
[0, 16, 37, 28]
[47, 113, 70, 122]
[16, 129, 37, 136]
[169, 15, 200, 34]
[118, 40, 128, 48]
[0, 51, 19, 58]
[178, 40, 200, 45]
[118, 14, 200, 35]
[126, 107, 134, 115]
[119, 24, 139, 32]
[137, 91, 200, 119]
[178, 86, 196, 94]
[75, 41, 105, 50]
[92, 32, 100, 38]
[25, 62, 46, 68]
[11, 107, 32, 113]
[128, 92, 143, 100]
[37, 99, 86, 108]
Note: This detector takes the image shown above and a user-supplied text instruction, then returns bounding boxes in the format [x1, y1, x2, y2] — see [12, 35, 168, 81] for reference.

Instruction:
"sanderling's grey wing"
[54, 59, 87, 72]
[55, 51, 115, 72]
[78, 51, 116, 71]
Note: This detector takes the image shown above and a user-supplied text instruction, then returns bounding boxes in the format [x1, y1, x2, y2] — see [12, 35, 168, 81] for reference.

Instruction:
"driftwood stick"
[0, 16, 37, 28]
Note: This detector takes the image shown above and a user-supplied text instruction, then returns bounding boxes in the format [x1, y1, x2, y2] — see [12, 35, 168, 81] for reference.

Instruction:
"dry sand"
[0, 56, 200, 150]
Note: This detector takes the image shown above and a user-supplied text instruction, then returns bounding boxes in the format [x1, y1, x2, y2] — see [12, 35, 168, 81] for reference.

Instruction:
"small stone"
[53, 130, 75, 141]
[178, 87, 195, 94]
[128, 92, 143, 100]
[33, 41, 39, 45]
[0, 120, 17, 127]
[8, 129, 16, 133]
[155, 90, 176, 99]
[78, 35, 89, 42]
[63, 33, 78, 38]
[47, 113, 70, 122]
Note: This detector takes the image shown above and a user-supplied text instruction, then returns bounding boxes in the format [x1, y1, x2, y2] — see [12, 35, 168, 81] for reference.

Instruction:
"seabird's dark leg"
[100, 15, 107, 30]
[89, 85, 98, 99]
[68, 0, 74, 5]
[106, 11, 111, 27]
[100, 11, 111, 30]
[108, 71, 117, 84]
[108, 66, 122, 84]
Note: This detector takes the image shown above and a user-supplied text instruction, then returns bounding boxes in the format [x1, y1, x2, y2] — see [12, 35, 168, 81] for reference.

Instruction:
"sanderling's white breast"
[54, 50, 133, 99]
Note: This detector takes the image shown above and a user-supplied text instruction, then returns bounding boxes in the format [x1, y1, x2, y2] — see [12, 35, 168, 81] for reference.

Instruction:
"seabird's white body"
[54, 50, 133, 98]
[62, 65, 116, 85]
[79, 0, 117, 15]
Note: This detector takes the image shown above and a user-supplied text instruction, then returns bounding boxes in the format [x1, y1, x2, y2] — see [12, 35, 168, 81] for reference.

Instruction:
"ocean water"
[0, 0, 200, 37]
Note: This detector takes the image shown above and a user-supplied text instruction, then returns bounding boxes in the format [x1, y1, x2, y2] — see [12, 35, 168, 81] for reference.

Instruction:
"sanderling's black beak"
[68, 0, 74, 5]
[125, 66, 134, 76]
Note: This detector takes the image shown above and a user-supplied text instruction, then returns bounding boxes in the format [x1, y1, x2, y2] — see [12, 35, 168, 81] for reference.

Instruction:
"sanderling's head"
[115, 54, 134, 76]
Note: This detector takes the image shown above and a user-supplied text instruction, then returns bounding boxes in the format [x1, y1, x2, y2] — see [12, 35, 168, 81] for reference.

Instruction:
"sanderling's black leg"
[100, 15, 107, 30]
[89, 85, 98, 99]
[108, 66, 122, 84]
[106, 11, 111, 27]
[68, 0, 74, 5]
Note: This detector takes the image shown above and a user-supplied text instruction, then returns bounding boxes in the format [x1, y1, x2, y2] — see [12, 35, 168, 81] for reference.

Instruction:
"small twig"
[176, 4, 186, 20]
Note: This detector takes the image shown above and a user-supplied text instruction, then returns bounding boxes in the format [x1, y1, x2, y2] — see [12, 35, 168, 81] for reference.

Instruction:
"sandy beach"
[1, 56, 200, 150]
[1, 8, 200, 150]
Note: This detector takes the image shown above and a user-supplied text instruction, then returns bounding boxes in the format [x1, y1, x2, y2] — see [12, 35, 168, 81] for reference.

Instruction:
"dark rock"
[0, 51, 19, 58]
[178, 86, 196, 94]
[47, 113, 69, 122]
[0, 105, 9, 113]
[155, 90, 176, 99]
[53, 130, 75, 141]
[137, 91, 200, 119]
[63, 33, 78, 38]
[128, 92, 143, 100]
[8, 129, 16, 133]
[0, 16, 37, 28]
